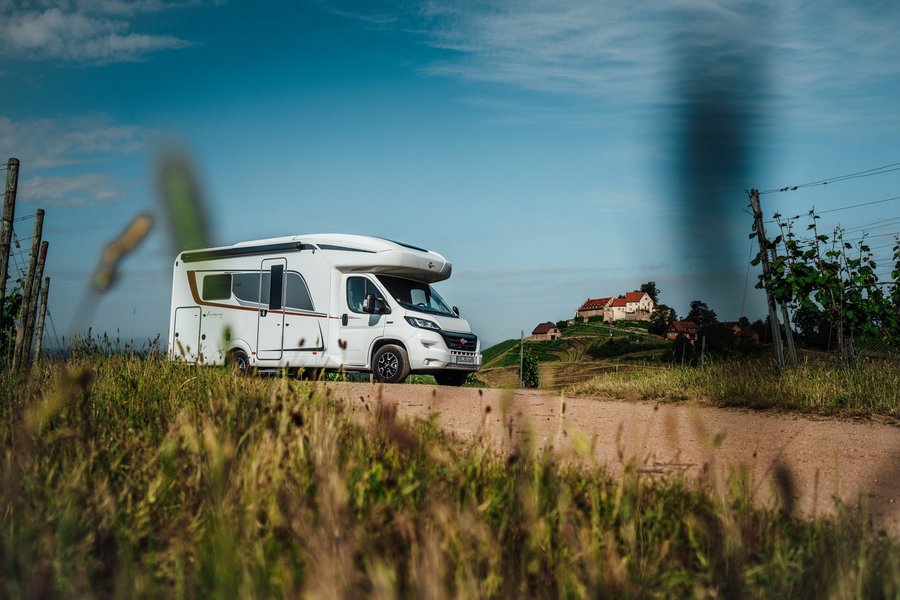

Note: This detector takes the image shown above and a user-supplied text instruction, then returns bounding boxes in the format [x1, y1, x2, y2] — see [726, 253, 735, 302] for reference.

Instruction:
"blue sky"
[2, 0, 899, 348]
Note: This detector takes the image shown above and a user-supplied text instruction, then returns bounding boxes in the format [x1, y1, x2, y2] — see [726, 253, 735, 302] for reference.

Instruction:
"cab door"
[339, 275, 386, 366]
[257, 258, 286, 360]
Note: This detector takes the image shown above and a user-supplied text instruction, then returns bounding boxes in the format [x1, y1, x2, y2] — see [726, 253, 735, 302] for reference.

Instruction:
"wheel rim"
[231, 353, 248, 372]
[377, 351, 399, 379]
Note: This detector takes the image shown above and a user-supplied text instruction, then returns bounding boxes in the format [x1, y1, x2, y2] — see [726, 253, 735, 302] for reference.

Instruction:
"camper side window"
[202, 274, 232, 301]
[285, 272, 314, 312]
[232, 272, 260, 305]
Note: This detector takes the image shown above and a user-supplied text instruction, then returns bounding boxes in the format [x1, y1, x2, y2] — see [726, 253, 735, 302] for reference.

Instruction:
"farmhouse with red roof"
[530, 322, 562, 341]
[574, 291, 655, 322]
[666, 321, 698, 342]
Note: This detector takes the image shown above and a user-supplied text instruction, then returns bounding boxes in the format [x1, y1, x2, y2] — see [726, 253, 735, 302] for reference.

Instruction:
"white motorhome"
[167, 233, 481, 385]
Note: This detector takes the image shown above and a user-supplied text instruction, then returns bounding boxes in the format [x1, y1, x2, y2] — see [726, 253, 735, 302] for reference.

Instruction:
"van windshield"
[376, 275, 456, 317]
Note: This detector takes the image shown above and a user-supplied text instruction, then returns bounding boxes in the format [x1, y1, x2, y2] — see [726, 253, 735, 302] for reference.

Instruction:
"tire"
[372, 344, 410, 384]
[434, 370, 469, 387]
[226, 349, 250, 375]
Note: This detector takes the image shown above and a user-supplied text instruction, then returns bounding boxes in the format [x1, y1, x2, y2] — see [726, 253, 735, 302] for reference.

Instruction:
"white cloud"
[20, 172, 119, 207]
[0, 114, 149, 207]
[0, 1, 193, 63]
[332, 0, 900, 130]
[0, 114, 144, 169]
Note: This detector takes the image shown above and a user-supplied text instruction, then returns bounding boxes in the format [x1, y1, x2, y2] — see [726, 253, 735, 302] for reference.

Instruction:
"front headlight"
[405, 316, 441, 331]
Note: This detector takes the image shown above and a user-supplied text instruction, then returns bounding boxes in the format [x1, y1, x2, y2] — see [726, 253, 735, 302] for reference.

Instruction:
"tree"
[686, 300, 717, 328]
[521, 346, 540, 388]
[671, 333, 696, 365]
[640, 281, 660, 304]
[649, 304, 676, 335]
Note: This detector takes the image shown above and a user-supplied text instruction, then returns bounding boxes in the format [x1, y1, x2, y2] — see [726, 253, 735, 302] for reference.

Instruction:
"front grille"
[441, 332, 478, 352]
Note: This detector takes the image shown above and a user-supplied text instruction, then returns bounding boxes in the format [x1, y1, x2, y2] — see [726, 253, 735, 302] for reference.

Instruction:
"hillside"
[479, 319, 673, 388]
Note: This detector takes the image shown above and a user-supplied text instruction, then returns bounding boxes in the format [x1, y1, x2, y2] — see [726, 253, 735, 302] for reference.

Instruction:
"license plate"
[455, 355, 475, 366]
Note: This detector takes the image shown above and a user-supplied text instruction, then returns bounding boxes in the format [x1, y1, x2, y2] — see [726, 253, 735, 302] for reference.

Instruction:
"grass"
[1, 356, 898, 597]
[566, 359, 900, 418]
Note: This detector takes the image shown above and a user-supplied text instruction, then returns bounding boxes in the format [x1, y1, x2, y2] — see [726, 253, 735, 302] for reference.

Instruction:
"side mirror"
[452, 306, 460, 316]
[363, 294, 377, 314]
[363, 294, 391, 314]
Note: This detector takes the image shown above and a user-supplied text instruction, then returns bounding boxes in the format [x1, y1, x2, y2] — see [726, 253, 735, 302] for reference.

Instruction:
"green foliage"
[649, 304, 677, 335]
[0, 357, 897, 597]
[481, 339, 519, 366]
[756, 211, 900, 363]
[521, 346, 540, 388]
[588, 337, 640, 359]
[639, 281, 660, 304]
[686, 300, 718, 328]
[0, 288, 22, 365]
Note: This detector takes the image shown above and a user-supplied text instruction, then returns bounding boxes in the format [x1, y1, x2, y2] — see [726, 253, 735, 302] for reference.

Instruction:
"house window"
[202, 273, 231, 301]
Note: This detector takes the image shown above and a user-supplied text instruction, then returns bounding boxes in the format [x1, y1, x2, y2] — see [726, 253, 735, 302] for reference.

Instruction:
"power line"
[817, 194, 900, 215]
[762, 195, 900, 227]
[841, 215, 900, 234]
[760, 161, 900, 194]
[13, 213, 35, 222]
[841, 230, 900, 243]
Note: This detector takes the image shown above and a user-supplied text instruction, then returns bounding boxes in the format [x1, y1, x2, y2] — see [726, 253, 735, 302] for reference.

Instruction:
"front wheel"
[434, 371, 469, 387]
[372, 345, 410, 384]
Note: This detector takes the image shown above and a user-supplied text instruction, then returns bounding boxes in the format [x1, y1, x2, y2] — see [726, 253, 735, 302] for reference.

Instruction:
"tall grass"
[1, 356, 897, 597]
[566, 359, 900, 418]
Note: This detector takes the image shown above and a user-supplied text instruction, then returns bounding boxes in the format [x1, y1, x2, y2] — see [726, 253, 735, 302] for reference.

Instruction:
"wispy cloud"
[0, 113, 149, 206]
[0, 1, 195, 63]
[330, 0, 900, 130]
[0, 114, 144, 169]
[20, 172, 119, 207]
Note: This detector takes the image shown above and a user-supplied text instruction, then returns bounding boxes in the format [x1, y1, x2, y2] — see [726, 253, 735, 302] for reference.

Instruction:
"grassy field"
[565, 359, 900, 419]
[1, 356, 898, 597]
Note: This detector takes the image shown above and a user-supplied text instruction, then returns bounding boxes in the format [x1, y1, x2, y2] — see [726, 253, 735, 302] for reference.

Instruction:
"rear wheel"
[434, 370, 469, 387]
[372, 345, 410, 384]
[226, 349, 250, 375]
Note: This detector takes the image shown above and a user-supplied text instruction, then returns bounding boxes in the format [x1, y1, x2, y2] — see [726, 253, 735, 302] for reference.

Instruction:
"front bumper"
[407, 329, 482, 371]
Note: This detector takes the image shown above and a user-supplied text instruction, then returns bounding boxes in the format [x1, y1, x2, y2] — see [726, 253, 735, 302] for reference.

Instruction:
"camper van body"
[167, 233, 481, 383]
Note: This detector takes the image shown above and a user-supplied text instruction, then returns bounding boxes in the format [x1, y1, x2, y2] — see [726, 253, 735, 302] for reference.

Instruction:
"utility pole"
[0, 157, 19, 325]
[700, 335, 706, 365]
[12, 208, 44, 366]
[749, 189, 785, 372]
[770, 244, 799, 366]
[33, 277, 50, 362]
[13, 211, 44, 367]
[22, 241, 48, 365]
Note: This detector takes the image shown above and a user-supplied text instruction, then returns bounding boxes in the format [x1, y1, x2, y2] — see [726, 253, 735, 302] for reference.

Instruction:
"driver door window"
[347, 277, 383, 313]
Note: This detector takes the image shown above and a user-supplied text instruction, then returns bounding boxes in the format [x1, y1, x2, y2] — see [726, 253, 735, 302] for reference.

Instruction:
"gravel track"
[326, 382, 900, 535]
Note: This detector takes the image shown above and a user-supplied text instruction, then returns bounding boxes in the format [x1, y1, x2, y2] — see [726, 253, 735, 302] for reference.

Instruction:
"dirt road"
[327, 382, 900, 534]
